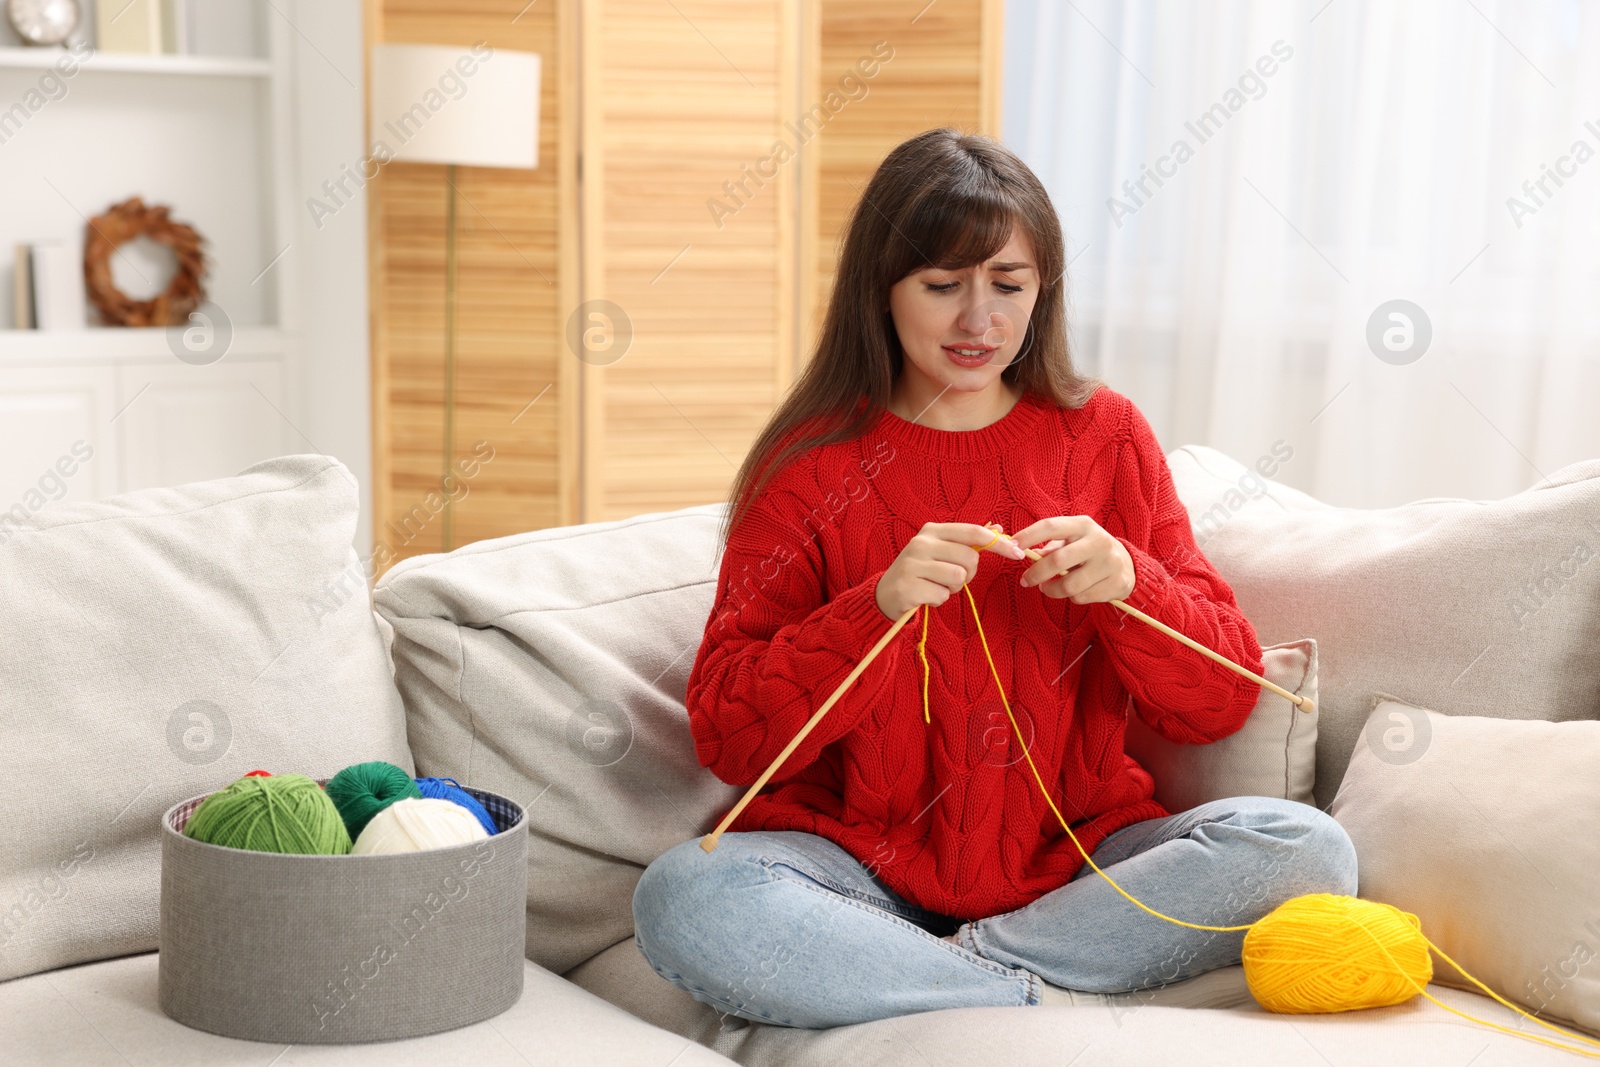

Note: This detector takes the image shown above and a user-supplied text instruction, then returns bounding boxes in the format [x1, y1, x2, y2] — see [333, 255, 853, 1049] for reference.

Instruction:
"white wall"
[284, 0, 374, 554]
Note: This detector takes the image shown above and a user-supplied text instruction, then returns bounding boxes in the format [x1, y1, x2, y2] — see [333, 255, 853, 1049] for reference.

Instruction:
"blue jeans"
[632, 795, 1358, 1029]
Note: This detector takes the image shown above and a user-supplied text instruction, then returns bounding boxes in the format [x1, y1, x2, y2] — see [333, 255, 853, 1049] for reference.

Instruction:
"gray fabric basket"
[158, 781, 528, 1044]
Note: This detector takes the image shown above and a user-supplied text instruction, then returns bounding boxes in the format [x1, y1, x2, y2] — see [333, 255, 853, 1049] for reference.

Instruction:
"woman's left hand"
[1006, 516, 1136, 604]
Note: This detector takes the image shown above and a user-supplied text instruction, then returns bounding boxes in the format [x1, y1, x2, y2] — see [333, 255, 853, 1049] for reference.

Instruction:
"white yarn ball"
[351, 798, 490, 854]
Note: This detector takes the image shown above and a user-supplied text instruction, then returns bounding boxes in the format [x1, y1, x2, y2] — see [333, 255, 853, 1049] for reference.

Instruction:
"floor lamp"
[370, 43, 542, 551]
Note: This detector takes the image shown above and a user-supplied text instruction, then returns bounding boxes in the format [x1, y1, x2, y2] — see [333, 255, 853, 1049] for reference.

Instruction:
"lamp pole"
[442, 163, 458, 552]
[369, 43, 540, 556]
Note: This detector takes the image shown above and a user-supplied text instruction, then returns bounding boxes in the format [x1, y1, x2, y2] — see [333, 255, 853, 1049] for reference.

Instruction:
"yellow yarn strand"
[956, 579, 1246, 934]
[918, 525, 1007, 728]
[918, 603, 933, 725]
[1336, 902, 1600, 1057]
[931, 536, 1600, 1058]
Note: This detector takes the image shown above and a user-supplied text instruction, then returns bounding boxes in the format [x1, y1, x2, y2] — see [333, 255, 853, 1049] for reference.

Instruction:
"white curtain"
[1004, 0, 1600, 507]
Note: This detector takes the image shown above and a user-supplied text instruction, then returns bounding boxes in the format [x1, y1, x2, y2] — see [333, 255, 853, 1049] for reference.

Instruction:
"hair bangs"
[897, 181, 1020, 279]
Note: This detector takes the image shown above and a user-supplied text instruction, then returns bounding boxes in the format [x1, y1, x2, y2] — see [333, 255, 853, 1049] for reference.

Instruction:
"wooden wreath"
[83, 197, 208, 327]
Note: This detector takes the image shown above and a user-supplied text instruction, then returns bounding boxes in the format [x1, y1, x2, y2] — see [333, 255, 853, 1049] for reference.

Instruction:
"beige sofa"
[5, 447, 1598, 1065]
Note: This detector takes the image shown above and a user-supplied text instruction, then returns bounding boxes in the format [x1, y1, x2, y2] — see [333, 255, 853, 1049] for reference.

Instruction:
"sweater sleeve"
[686, 460, 904, 788]
[1085, 402, 1265, 744]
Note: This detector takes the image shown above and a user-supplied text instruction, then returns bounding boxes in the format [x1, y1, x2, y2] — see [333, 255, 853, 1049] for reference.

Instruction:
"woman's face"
[887, 227, 1039, 401]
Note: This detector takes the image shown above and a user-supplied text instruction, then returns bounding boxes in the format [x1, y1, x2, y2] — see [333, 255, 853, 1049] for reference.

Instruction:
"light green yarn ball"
[183, 773, 352, 855]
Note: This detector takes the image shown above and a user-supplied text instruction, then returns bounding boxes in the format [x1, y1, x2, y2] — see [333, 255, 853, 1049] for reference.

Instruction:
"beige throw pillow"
[1330, 699, 1600, 1038]
[1123, 638, 1318, 812]
[1166, 446, 1600, 810]
[0, 456, 412, 983]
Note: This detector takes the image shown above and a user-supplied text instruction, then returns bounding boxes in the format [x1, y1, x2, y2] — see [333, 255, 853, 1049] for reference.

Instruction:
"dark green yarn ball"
[324, 761, 423, 840]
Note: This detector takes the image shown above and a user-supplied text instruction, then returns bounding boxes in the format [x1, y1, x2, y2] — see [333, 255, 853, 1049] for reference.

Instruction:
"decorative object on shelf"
[95, 0, 160, 54]
[5, 0, 79, 46]
[369, 42, 541, 551]
[82, 196, 207, 327]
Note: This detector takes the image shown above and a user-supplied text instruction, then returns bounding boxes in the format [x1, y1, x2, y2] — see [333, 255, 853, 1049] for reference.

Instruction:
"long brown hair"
[718, 126, 1104, 551]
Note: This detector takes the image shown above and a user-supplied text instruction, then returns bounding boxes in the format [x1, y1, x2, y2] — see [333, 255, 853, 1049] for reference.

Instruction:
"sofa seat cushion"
[0, 952, 737, 1065]
[568, 935, 1585, 1066]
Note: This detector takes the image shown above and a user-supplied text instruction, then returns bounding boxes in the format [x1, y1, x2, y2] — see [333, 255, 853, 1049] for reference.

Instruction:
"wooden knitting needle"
[699, 534, 1022, 852]
[700, 524, 1309, 853]
[700, 598, 932, 852]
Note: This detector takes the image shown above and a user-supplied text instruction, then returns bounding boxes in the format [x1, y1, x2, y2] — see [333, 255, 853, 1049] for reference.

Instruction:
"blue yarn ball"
[414, 777, 499, 836]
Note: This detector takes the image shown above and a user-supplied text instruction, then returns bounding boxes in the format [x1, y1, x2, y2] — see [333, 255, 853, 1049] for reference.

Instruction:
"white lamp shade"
[369, 43, 540, 169]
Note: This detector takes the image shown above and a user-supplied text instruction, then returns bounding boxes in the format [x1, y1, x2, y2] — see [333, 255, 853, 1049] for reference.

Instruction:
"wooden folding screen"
[367, 0, 1000, 571]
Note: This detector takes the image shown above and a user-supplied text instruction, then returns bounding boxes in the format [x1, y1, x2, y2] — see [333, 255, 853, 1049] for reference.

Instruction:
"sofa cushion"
[1123, 638, 1318, 811]
[0, 952, 738, 1065]
[373, 505, 740, 976]
[3, 945, 1574, 1067]
[1166, 446, 1600, 809]
[0, 455, 411, 984]
[566, 934, 1583, 1065]
[1330, 699, 1600, 1040]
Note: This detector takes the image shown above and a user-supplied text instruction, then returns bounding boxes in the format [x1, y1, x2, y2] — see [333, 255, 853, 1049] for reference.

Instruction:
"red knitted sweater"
[685, 385, 1265, 922]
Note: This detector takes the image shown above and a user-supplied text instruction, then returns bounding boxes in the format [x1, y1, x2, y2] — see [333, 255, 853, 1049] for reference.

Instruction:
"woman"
[632, 127, 1356, 1029]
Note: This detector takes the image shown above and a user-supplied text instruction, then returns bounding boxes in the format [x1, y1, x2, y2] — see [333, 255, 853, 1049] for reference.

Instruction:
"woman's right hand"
[874, 522, 1028, 621]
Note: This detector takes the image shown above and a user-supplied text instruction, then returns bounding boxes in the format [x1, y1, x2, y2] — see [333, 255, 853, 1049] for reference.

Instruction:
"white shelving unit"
[0, 47, 271, 77]
[0, 325, 288, 361]
[0, 2, 305, 502]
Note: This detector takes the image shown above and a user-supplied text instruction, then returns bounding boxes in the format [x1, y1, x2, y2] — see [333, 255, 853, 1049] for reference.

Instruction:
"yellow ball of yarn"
[1242, 893, 1434, 1014]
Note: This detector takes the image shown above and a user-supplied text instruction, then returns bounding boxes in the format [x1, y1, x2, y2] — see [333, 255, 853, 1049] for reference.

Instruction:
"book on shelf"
[162, 0, 195, 55]
[12, 244, 33, 330]
[96, 0, 160, 54]
[95, 0, 193, 55]
[12, 241, 87, 331]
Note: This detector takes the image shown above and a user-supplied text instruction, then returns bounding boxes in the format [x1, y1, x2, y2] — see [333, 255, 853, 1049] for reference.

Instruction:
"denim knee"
[1296, 806, 1359, 897]
[633, 837, 726, 972]
[632, 836, 818, 1026]
[1248, 799, 1359, 898]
